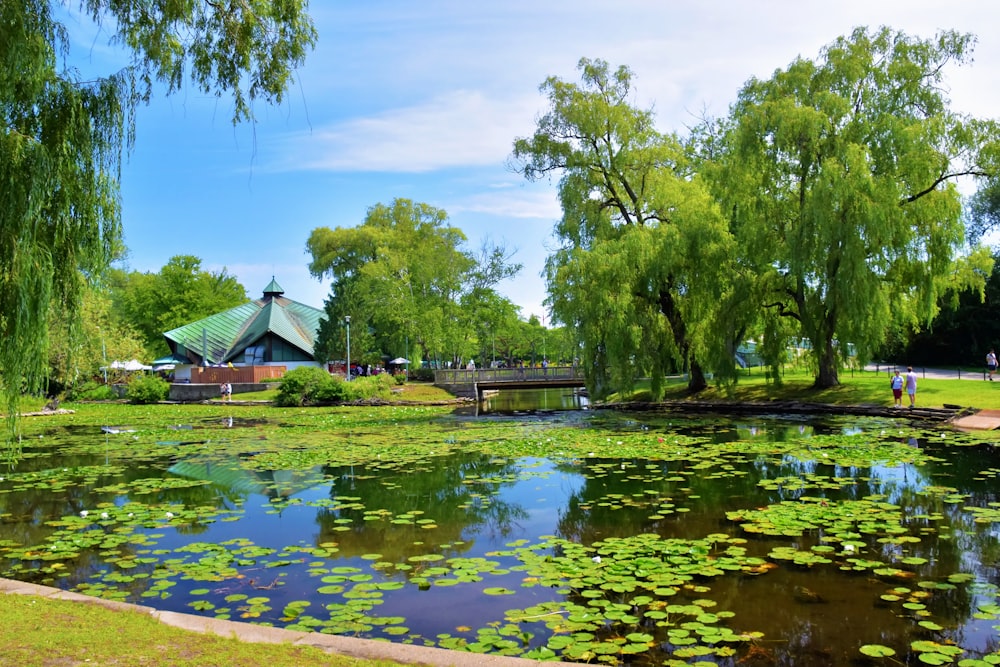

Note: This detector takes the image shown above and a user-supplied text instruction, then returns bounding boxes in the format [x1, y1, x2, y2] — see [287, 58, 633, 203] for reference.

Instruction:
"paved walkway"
[865, 365, 1000, 429]
[865, 364, 993, 381]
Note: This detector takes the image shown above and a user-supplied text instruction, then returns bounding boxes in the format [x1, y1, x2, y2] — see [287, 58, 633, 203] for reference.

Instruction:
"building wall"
[168, 383, 271, 402]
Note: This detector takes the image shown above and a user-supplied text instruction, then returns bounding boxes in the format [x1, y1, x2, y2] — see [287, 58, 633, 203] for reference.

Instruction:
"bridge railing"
[434, 366, 584, 385]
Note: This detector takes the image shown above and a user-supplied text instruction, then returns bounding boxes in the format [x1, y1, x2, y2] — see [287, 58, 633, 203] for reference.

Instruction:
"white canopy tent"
[101, 359, 153, 372]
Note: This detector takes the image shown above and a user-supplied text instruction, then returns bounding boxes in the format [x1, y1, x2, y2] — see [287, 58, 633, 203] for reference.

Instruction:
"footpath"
[868, 364, 1000, 429]
[865, 363, 994, 381]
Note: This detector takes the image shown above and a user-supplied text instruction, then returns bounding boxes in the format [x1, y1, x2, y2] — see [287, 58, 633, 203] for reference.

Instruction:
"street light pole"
[541, 313, 547, 362]
[345, 315, 352, 381]
[100, 329, 108, 384]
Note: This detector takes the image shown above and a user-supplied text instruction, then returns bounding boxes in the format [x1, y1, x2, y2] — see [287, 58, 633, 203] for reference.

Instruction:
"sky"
[63, 1, 1000, 321]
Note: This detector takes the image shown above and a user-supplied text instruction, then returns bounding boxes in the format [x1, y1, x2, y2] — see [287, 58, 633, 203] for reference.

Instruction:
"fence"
[190, 366, 286, 384]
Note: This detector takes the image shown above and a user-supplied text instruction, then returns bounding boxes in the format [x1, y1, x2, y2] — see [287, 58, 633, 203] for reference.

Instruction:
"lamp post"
[345, 315, 352, 381]
[99, 328, 108, 384]
[542, 313, 547, 363]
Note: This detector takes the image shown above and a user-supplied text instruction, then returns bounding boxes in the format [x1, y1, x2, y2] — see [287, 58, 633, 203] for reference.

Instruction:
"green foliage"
[512, 58, 733, 397]
[340, 374, 395, 402]
[893, 248, 1000, 365]
[0, 1, 315, 443]
[108, 256, 248, 357]
[275, 367, 394, 406]
[307, 199, 524, 367]
[77, 0, 317, 126]
[711, 27, 999, 387]
[47, 285, 146, 396]
[65, 380, 116, 401]
[966, 181, 1000, 245]
[409, 367, 435, 382]
[125, 374, 169, 404]
[275, 367, 342, 406]
[0, 0, 126, 426]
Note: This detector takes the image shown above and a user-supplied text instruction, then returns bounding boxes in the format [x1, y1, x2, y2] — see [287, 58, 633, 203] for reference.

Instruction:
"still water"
[1, 394, 999, 666]
[478, 387, 590, 413]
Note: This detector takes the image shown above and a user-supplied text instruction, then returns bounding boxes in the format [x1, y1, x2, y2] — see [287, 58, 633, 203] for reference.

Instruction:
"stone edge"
[0, 578, 569, 667]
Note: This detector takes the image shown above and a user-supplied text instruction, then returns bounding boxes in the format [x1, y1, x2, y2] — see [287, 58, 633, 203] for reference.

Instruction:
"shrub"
[340, 374, 394, 402]
[312, 375, 348, 404]
[392, 372, 407, 385]
[410, 367, 435, 382]
[126, 374, 169, 404]
[65, 380, 116, 401]
[275, 367, 338, 406]
[276, 367, 396, 406]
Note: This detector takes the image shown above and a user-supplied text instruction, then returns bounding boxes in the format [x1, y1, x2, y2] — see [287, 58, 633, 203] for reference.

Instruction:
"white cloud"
[269, 90, 541, 173]
[448, 187, 560, 221]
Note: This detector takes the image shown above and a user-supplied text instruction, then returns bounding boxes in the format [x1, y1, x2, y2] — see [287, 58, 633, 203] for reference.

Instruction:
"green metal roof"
[152, 352, 193, 365]
[163, 283, 326, 364]
[263, 277, 284, 297]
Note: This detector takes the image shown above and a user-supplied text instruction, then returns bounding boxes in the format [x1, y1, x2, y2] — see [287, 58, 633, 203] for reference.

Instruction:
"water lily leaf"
[860, 644, 896, 657]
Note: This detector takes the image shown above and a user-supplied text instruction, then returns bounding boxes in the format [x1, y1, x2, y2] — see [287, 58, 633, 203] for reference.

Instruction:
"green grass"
[0, 593, 400, 667]
[233, 381, 455, 403]
[612, 367, 1000, 411]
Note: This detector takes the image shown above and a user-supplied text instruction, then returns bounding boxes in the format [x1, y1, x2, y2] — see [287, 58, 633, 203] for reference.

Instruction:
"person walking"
[905, 366, 918, 409]
[988, 349, 997, 381]
[890, 370, 904, 408]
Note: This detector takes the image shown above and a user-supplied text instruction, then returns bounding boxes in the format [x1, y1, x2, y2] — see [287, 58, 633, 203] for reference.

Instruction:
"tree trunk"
[814, 339, 840, 388]
[658, 285, 707, 393]
[688, 359, 708, 393]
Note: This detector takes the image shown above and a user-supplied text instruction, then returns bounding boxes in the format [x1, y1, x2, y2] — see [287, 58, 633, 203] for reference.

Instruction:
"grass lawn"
[235, 381, 456, 403]
[615, 367, 1000, 411]
[0, 593, 399, 667]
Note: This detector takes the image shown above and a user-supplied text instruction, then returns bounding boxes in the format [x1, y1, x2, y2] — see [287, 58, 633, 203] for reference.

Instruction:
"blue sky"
[64, 1, 1000, 320]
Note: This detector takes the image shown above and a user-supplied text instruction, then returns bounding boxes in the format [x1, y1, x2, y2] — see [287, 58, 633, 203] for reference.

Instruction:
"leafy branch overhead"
[0, 1, 316, 435]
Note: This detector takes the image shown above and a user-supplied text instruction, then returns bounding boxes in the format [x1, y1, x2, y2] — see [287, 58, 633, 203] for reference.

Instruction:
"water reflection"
[477, 387, 589, 414]
[2, 411, 999, 666]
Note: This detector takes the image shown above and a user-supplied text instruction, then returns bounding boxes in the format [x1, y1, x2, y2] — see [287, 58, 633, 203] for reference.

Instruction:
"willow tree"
[511, 58, 733, 396]
[713, 27, 997, 387]
[1, 2, 315, 427]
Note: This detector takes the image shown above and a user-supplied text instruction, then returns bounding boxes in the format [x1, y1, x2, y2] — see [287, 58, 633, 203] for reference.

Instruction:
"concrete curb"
[0, 578, 569, 667]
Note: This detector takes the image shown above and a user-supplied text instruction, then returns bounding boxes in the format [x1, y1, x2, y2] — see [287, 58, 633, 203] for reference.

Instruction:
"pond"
[1, 403, 999, 666]
[478, 387, 590, 414]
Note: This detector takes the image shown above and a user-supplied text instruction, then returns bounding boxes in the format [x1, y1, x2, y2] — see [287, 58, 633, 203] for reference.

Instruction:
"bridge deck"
[434, 366, 585, 396]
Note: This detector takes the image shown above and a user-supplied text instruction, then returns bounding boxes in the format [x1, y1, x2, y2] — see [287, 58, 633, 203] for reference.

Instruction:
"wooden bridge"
[434, 366, 586, 399]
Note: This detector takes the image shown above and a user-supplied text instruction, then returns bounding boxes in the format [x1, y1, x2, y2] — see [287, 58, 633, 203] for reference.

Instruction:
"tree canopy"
[108, 256, 248, 358]
[1, 1, 315, 427]
[306, 198, 522, 368]
[511, 58, 733, 397]
[707, 26, 998, 387]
